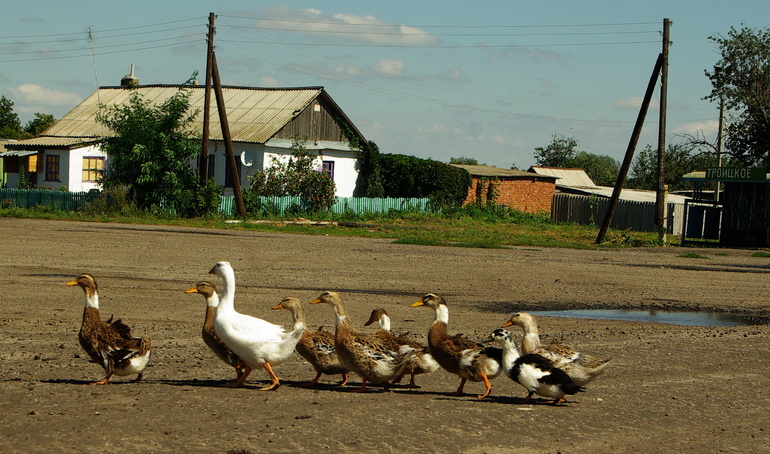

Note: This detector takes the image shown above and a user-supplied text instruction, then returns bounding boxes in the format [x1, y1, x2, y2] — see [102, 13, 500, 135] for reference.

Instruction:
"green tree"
[533, 135, 619, 185]
[628, 143, 727, 191]
[449, 156, 482, 165]
[353, 140, 385, 198]
[571, 151, 620, 186]
[245, 137, 337, 213]
[534, 134, 578, 168]
[0, 95, 23, 139]
[24, 113, 56, 137]
[704, 25, 770, 166]
[95, 76, 214, 216]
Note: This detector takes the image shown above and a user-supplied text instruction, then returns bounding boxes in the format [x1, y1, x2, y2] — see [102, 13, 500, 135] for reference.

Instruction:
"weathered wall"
[464, 177, 554, 213]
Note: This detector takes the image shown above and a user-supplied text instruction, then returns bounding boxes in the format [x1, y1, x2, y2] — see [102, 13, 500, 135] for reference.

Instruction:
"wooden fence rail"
[551, 193, 683, 234]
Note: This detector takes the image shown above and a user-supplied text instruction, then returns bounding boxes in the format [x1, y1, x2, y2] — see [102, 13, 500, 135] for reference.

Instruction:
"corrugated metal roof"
[44, 85, 329, 144]
[560, 185, 691, 203]
[452, 164, 553, 179]
[4, 137, 102, 149]
[0, 150, 38, 157]
[529, 166, 597, 187]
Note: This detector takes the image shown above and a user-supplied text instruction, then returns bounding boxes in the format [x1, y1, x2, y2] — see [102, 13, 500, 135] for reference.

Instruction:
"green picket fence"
[219, 195, 431, 216]
[0, 188, 431, 217]
[0, 188, 99, 210]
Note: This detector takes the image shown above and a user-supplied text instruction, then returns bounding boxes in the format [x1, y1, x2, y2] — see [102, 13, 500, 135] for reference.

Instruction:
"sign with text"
[704, 167, 767, 182]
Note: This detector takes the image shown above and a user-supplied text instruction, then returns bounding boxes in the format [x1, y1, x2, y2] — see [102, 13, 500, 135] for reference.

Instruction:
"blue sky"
[1, 1, 766, 169]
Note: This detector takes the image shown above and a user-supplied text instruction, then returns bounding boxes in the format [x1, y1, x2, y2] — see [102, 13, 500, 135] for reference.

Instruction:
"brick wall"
[463, 177, 554, 213]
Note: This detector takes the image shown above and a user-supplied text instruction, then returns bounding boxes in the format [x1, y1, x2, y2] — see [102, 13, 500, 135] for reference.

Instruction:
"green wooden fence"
[0, 188, 431, 216]
[0, 188, 100, 210]
[219, 195, 431, 216]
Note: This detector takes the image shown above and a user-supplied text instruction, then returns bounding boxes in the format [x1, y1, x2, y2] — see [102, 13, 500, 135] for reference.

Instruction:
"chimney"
[121, 64, 139, 88]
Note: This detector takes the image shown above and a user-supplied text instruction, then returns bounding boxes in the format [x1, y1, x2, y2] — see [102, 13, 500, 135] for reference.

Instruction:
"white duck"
[208, 261, 305, 390]
[364, 307, 439, 388]
[485, 328, 584, 404]
[66, 273, 151, 385]
[503, 312, 611, 386]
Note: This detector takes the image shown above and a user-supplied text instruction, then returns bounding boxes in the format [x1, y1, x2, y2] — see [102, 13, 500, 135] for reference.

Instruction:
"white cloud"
[447, 67, 469, 83]
[373, 59, 405, 77]
[416, 124, 455, 135]
[256, 6, 439, 46]
[615, 96, 660, 110]
[8, 84, 81, 119]
[258, 76, 280, 87]
[672, 119, 719, 139]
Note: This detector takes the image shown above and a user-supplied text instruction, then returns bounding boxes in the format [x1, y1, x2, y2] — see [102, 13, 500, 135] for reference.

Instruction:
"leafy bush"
[378, 153, 471, 208]
[96, 75, 203, 216]
[245, 138, 336, 214]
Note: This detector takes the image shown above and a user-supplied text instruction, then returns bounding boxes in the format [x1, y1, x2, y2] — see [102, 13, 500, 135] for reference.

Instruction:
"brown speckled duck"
[184, 281, 245, 382]
[364, 307, 439, 388]
[310, 291, 415, 392]
[66, 273, 151, 385]
[410, 293, 502, 398]
[271, 296, 349, 387]
[503, 312, 611, 386]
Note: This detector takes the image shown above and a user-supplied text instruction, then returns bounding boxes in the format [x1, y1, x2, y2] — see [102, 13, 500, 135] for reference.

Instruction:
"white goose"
[208, 261, 305, 390]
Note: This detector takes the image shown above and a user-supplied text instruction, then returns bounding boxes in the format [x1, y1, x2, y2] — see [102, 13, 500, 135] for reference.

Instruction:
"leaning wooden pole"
[211, 52, 247, 219]
[596, 53, 663, 244]
[199, 12, 215, 187]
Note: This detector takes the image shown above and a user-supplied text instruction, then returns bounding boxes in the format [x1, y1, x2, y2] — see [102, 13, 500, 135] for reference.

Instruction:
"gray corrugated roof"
[529, 166, 597, 187]
[43, 85, 339, 144]
[452, 164, 554, 179]
[4, 137, 102, 149]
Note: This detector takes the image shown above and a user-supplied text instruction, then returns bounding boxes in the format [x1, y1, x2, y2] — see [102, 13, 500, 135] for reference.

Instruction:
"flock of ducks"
[66, 261, 611, 404]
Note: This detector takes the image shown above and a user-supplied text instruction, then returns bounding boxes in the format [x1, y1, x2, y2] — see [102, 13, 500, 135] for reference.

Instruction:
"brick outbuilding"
[452, 164, 557, 214]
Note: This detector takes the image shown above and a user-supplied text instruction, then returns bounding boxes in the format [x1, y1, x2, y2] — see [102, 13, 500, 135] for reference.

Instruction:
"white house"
[1, 79, 367, 196]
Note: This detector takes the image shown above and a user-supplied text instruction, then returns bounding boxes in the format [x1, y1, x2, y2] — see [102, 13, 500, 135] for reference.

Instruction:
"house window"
[322, 161, 334, 180]
[45, 154, 60, 181]
[82, 157, 105, 182]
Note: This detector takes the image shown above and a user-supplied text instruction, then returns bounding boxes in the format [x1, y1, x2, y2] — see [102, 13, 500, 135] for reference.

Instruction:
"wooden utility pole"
[198, 13, 216, 187]
[716, 99, 725, 201]
[211, 52, 247, 218]
[199, 12, 215, 186]
[656, 18, 671, 243]
[596, 53, 663, 244]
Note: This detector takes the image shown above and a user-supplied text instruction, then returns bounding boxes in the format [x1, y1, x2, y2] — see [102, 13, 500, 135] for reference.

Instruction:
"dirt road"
[1, 218, 769, 453]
